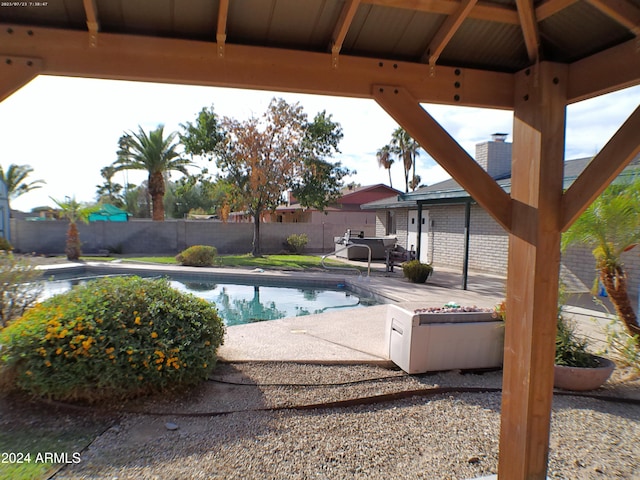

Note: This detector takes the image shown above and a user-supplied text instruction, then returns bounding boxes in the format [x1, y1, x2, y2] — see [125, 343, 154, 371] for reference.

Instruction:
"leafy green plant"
[0, 253, 43, 328]
[0, 276, 224, 402]
[0, 237, 12, 252]
[176, 245, 218, 267]
[555, 315, 599, 368]
[286, 233, 308, 254]
[401, 260, 433, 283]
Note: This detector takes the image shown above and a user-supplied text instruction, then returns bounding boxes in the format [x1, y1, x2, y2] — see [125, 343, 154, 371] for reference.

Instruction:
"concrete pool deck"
[38, 259, 612, 364]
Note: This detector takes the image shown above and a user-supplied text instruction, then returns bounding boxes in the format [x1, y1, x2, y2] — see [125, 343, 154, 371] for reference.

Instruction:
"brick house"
[363, 136, 640, 297]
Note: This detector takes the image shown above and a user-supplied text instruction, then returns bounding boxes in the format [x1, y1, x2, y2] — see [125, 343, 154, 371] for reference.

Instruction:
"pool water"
[41, 275, 379, 326]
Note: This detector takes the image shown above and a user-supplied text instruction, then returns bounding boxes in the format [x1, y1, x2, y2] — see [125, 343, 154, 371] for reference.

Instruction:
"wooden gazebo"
[2, 1, 639, 478]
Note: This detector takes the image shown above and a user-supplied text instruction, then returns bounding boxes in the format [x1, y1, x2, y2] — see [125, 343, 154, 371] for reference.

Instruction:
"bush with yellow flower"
[0, 276, 225, 402]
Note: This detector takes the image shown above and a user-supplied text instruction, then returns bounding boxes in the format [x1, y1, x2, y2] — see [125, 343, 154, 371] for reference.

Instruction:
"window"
[386, 210, 397, 235]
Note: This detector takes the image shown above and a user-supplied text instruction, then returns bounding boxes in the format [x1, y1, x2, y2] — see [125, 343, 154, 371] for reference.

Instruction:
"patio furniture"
[385, 305, 504, 374]
[385, 245, 416, 272]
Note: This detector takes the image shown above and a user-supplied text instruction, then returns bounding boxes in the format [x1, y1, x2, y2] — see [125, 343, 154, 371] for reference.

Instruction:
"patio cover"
[1, 1, 639, 478]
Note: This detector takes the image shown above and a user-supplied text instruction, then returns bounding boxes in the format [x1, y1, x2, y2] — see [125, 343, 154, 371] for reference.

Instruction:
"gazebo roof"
[1, 1, 638, 106]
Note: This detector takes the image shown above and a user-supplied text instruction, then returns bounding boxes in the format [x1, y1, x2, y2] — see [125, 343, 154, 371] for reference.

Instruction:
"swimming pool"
[41, 273, 380, 326]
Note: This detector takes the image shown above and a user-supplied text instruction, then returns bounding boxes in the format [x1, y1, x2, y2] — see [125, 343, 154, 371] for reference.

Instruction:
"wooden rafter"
[82, 0, 99, 47]
[330, 0, 360, 67]
[561, 105, 640, 231]
[0, 24, 514, 109]
[373, 85, 512, 230]
[585, 0, 640, 35]
[568, 38, 640, 103]
[0, 55, 42, 103]
[536, 0, 579, 21]
[217, 0, 229, 58]
[516, 0, 540, 63]
[364, 0, 520, 25]
[421, 0, 477, 66]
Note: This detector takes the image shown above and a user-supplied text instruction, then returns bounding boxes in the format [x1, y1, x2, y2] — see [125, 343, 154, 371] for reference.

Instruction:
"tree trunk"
[600, 264, 640, 338]
[65, 222, 81, 260]
[388, 168, 393, 189]
[148, 172, 166, 221]
[252, 210, 262, 257]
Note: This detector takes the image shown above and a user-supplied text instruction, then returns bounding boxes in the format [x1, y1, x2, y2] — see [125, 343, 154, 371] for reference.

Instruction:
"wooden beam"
[585, 0, 640, 35]
[567, 38, 640, 103]
[373, 85, 512, 230]
[0, 55, 42, 103]
[499, 62, 568, 479]
[536, 0, 578, 21]
[82, 0, 100, 47]
[216, 0, 229, 58]
[561, 105, 640, 231]
[330, 0, 361, 67]
[421, 0, 477, 66]
[0, 24, 515, 109]
[364, 0, 521, 25]
[516, 0, 540, 63]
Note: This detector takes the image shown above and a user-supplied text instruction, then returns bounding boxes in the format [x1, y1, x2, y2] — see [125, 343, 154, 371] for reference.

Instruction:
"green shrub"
[0, 237, 12, 252]
[401, 260, 433, 283]
[176, 245, 218, 267]
[286, 233, 308, 254]
[0, 253, 43, 328]
[0, 276, 225, 402]
[555, 315, 599, 367]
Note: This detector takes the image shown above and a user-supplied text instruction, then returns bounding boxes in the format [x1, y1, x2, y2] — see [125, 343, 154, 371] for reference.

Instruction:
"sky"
[0, 75, 639, 212]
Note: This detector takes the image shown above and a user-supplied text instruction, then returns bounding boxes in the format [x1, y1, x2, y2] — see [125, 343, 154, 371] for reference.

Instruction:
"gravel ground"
[50, 362, 640, 480]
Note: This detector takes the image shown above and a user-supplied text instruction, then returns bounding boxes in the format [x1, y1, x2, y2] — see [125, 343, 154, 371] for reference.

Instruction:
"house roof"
[362, 153, 640, 208]
[279, 184, 401, 212]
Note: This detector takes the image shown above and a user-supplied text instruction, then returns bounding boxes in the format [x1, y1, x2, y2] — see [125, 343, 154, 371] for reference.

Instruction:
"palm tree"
[390, 127, 420, 192]
[376, 145, 394, 189]
[51, 197, 96, 260]
[114, 125, 193, 221]
[0, 164, 45, 210]
[562, 176, 640, 341]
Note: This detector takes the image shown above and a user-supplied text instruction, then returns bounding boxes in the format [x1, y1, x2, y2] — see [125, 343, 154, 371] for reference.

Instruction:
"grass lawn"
[120, 254, 358, 270]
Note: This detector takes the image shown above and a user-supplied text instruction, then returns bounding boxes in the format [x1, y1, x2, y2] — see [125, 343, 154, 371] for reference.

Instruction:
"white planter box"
[385, 305, 504, 374]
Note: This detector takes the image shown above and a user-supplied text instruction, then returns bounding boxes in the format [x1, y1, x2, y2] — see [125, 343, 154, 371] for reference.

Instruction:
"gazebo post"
[498, 62, 568, 478]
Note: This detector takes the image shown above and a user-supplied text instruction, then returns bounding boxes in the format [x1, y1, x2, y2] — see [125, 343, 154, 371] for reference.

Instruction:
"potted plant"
[553, 313, 615, 391]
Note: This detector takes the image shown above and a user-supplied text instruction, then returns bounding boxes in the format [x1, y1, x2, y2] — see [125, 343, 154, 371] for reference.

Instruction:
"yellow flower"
[25, 370, 32, 376]
[134, 317, 141, 325]
[58, 329, 69, 338]
[151, 332, 158, 339]
[127, 349, 133, 355]
[157, 365, 162, 371]
[56, 347, 63, 355]
[105, 347, 115, 355]
[128, 329, 135, 334]
[44, 360, 51, 367]
[203, 363, 207, 368]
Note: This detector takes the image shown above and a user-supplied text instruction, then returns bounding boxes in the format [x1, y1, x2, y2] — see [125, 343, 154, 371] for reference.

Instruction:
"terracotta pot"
[553, 356, 616, 391]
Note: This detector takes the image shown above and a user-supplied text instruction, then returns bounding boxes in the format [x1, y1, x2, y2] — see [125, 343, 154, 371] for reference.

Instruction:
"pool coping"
[39, 261, 401, 303]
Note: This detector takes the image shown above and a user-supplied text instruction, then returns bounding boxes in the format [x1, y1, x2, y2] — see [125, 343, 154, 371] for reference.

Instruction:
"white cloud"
[0, 76, 638, 210]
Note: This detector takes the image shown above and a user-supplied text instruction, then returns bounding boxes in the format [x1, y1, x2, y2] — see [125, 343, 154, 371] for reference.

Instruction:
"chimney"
[476, 133, 512, 178]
